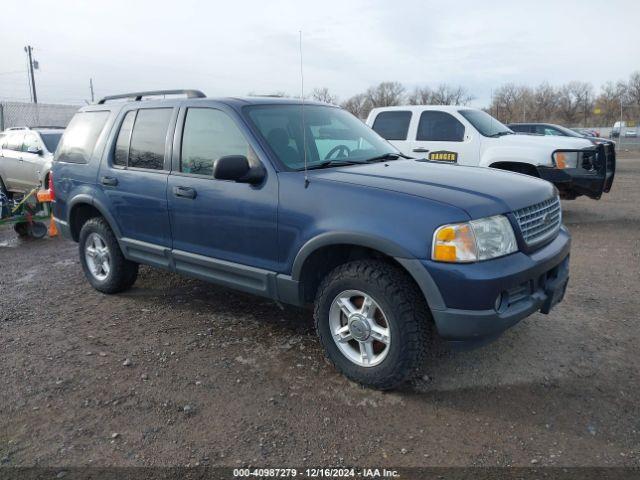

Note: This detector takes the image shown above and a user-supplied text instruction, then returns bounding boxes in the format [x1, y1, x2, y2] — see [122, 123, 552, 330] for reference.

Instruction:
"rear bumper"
[423, 228, 571, 345]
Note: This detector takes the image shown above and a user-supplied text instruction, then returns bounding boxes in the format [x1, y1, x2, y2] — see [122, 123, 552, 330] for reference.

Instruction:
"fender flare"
[290, 231, 412, 280]
[289, 232, 446, 310]
[68, 194, 123, 240]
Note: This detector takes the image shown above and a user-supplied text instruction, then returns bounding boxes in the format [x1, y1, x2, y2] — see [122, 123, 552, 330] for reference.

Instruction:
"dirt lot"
[1, 159, 639, 469]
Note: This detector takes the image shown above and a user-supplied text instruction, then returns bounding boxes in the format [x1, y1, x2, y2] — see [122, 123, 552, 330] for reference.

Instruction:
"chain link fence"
[0, 101, 80, 130]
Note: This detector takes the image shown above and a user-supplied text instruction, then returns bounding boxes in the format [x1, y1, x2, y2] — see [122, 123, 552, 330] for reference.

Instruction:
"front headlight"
[432, 215, 518, 263]
[553, 151, 578, 169]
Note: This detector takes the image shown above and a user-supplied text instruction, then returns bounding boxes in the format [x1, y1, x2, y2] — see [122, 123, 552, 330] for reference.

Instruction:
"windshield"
[458, 109, 513, 137]
[245, 104, 398, 170]
[40, 133, 63, 152]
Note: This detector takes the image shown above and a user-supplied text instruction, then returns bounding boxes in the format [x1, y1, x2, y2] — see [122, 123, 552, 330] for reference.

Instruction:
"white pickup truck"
[366, 106, 615, 200]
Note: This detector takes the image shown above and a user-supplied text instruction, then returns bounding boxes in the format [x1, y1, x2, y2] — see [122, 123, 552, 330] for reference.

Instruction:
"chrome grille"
[513, 197, 562, 247]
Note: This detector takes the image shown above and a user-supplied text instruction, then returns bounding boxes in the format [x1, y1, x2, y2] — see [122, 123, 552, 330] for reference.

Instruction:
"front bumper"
[423, 227, 570, 345]
[538, 144, 615, 199]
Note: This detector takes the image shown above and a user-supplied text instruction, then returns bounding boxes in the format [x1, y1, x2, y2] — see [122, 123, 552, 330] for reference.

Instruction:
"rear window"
[56, 111, 110, 164]
[372, 111, 412, 140]
[128, 108, 172, 170]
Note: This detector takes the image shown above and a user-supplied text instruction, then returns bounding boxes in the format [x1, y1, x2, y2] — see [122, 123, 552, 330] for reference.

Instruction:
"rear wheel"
[79, 217, 138, 293]
[314, 260, 429, 390]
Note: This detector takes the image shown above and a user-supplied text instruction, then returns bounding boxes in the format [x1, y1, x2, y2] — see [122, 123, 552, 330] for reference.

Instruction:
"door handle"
[173, 186, 197, 199]
[412, 147, 430, 153]
[101, 176, 118, 186]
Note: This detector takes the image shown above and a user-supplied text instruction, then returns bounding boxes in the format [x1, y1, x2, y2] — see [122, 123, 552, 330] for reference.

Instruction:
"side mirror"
[213, 155, 265, 184]
[27, 146, 42, 155]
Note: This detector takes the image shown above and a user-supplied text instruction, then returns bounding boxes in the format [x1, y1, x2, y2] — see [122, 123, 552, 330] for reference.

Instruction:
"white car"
[366, 106, 615, 200]
[624, 128, 637, 138]
[0, 126, 63, 197]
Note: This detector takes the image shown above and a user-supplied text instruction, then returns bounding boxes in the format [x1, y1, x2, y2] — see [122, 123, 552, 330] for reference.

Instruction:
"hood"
[505, 133, 593, 150]
[309, 159, 556, 219]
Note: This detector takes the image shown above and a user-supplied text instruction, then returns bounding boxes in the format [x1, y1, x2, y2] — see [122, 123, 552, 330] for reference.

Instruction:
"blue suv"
[52, 90, 570, 389]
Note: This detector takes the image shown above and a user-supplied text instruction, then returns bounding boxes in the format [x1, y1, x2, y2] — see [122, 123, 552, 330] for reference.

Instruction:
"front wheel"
[79, 217, 138, 294]
[314, 260, 429, 390]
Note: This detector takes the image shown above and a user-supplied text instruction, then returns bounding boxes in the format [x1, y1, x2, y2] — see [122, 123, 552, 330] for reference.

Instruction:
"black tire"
[14, 222, 29, 238]
[28, 221, 47, 239]
[78, 217, 138, 294]
[314, 260, 430, 390]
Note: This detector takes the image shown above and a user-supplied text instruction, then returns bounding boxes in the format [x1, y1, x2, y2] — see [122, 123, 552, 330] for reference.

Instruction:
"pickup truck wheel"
[314, 260, 428, 390]
[79, 217, 138, 294]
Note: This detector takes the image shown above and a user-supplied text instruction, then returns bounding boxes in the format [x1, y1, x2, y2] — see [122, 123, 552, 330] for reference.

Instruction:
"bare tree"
[491, 84, 531, 123]
[311, 87, 337, 104]
[341, 93, 372, 119]
[531, 82, 557, 122]
[557, 81, 593, 126]
[407, 86, 432, 105]
[596, 81, 626, 125]
[407, 84, 474, 106]
[430, 84, 475, 105]
[627, 72, 640, 120]
[365, 81, 406, 108]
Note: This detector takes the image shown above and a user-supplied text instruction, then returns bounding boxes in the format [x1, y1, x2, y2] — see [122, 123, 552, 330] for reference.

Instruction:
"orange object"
[48, 212, 58, 237]
[37, 189, 53, 203]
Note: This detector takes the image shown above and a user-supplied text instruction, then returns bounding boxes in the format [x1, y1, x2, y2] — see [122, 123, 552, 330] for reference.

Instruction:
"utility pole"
[24, 45, 38, 103]
[89, 78, 95, 103]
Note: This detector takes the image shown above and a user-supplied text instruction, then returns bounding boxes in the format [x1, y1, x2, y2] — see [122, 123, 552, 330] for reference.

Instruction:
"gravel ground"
[0, 159, 639, 468]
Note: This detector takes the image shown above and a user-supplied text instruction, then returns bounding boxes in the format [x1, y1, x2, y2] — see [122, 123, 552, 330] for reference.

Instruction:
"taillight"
[48, 171, 55, 200]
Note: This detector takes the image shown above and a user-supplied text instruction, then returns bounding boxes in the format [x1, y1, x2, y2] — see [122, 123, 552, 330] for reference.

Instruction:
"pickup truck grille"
[513, 197, 562, 247]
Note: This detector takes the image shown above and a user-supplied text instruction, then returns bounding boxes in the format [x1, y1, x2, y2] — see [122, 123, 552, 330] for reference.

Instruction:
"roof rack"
[97, 89, 206, 104]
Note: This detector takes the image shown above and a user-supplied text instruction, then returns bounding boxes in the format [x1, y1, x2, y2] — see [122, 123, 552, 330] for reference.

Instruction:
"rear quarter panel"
[52, 109, 118, 227]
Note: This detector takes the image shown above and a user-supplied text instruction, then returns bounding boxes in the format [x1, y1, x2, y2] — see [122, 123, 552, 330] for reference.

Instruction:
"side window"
[181, 108, 253, 176]
[56, 111, 110, 164]
[113, 111, 137, 167]
[544, 127, 563, 136]
[22, 133, 40, 152]
[128, 108, 172, 170]
[416, 111, 465, 142]
[372, 111, 412, 140]
[7, 133, 24, 151]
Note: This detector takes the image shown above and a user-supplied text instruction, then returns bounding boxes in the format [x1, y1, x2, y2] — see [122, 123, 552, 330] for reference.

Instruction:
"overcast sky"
[1, 0, 638, 107]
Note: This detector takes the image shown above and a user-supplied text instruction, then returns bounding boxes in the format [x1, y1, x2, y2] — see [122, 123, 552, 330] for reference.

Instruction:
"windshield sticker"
[428, 151, 458, 162]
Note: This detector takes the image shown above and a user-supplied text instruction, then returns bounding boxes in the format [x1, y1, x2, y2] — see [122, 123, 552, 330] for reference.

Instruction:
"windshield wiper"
[362, 152, 405, 163]
[489, 131, 514, 138]
[304, 159, 364, 170]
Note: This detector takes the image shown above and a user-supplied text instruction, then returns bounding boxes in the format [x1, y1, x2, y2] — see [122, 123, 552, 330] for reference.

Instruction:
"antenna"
[299, 30, 309, 188]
